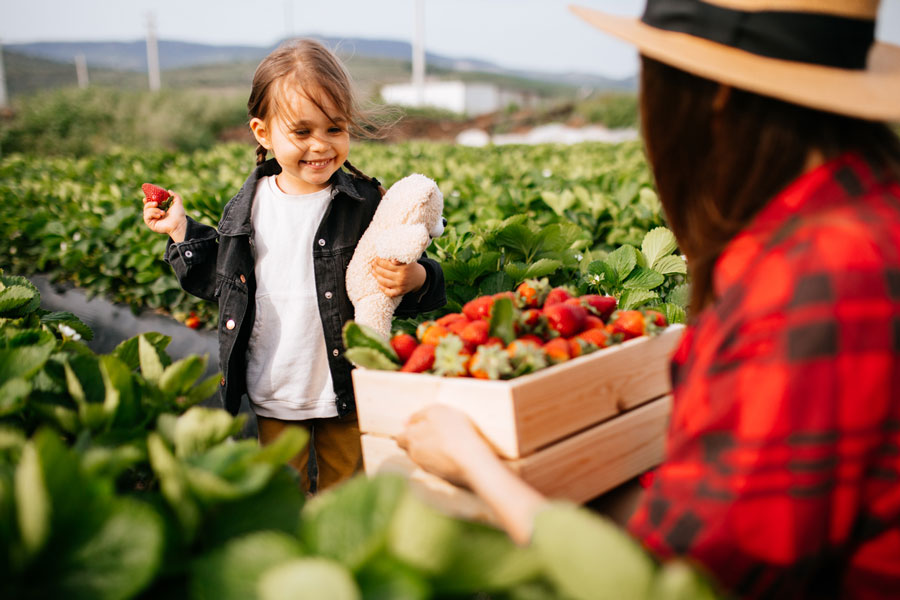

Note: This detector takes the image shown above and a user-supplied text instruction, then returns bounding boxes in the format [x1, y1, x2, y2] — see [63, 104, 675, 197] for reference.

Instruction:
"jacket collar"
[218, 158, 365, 235]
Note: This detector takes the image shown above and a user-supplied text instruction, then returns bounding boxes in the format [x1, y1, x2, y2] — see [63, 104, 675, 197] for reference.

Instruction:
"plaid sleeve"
[628, 200, 900, 598]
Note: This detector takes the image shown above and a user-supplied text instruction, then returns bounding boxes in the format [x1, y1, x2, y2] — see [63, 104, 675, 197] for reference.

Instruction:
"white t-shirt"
[246, 175, 338, 419]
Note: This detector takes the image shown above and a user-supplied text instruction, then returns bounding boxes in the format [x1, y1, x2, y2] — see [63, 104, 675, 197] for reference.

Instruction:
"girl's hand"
[143, 191, 188, 243]
[372, 258, 426, 298]
[396, 404, 492, 488]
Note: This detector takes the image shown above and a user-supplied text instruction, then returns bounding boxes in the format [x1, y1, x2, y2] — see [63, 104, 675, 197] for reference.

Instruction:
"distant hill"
[7, 36, 635, 94]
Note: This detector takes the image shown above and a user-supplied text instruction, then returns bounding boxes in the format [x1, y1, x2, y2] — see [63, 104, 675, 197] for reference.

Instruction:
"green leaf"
[15, 441, 50, 556]
[541, 190, 576, 216]
[622, 267, 665, 291]
[532, 503, 656, 600]
[523, 258, 563, 280]
[641, 227, 678, 269]
[666, 283, 692, 308]
[185, 372, 225, 406]
[40, 311, 94, 341]
[0, 377, 30, 416]
[343, 348, 400, 371]
[112, 332, 171, 370]
[300, 475, 407, 571]
[648, 560, 720, 600]
[341, 321, 399, 362]
[652, 254, 687, 276]
[489, 296, 517, 345]
[388, 491, 462, 574]
[479, 271, 515, 296]
[159, 355, 207, 396]
[139, 334, 164, 384]
[587, 260, 619, 290]
[174, 406, 243, 458]
[100, 354, 136, 425]
[0, 274, 40, 317]
[0, 342, 54, 383]
[605, 245, 639, 282]
[190, 530, 304, 600]
[355, 555, 430, 600]
[619, 289, 659, 310]
[54, 498, 164, 600]
[147, 433, 199, 536]
[258, 558, 361, 600]
[659, 303, 688, 325]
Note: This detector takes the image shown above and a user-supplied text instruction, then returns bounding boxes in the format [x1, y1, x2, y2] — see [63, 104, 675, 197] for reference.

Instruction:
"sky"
[2, 0, 900, 80]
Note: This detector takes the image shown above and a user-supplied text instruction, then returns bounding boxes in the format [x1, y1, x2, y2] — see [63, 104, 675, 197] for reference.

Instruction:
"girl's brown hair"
[639, 55, 900, 315]
[247, 38, 389, 193]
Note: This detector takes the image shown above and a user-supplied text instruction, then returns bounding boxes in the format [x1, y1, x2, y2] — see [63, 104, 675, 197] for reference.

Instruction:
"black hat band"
[642, 0, 876, 69]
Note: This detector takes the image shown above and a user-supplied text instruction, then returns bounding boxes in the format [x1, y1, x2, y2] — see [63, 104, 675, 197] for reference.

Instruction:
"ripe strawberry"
[446, 318, 470, 336]
[421, 323, 450, 346]
[462, 295, 495, 321]
[543, 303, 588, 338]
[460, 319, 490, 350]
[516, 278, 550, 308]
[142, 183, 172, 211]
[416, 320, 436, 341]
[584, 315, 605, 330]
[390, 333, 418, 363]
[579, 294, 618, 322]
[544, 287, 573, 307]
[469, 345, 513, 380]
[400, 343, 436, 373]
[644, 309, 667, 327]
[542, 338, 571, 363]
[577, 327, 611, 349]
[483, 336, 505, 348]
[433, 335, 471, 377]
[568, 337, 588, 358]
[185, 311, 201, 330]
[436, 312, 468, 328]
[610, 310, 646, 340]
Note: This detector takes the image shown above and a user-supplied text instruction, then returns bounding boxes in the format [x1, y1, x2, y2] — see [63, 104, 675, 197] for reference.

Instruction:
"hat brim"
[570, 5, 900, 121]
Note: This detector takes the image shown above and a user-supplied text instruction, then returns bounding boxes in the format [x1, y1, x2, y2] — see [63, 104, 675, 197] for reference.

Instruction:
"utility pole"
[412, 0, 425, 107]
[75, 53, 89, 89]
[0, 42, 9, 109]
[146, 13, 161, 91]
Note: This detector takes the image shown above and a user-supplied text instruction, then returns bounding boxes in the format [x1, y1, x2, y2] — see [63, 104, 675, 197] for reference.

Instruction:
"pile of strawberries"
[389, 278, 667, 379]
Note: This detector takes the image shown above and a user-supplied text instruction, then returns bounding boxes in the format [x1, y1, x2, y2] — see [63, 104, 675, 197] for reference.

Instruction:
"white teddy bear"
[346, 173, 445, 340]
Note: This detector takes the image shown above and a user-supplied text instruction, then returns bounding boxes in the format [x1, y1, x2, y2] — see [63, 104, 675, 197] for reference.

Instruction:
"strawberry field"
[0, 140, 682, 330]
[1, 139, 717, 598]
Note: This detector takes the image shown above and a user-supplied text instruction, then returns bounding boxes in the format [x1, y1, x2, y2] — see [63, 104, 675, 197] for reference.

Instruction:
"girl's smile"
[250, 87, 350, 196]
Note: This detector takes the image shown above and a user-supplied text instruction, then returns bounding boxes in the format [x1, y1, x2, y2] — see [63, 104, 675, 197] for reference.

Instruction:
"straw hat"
[569, 0, 900, 121]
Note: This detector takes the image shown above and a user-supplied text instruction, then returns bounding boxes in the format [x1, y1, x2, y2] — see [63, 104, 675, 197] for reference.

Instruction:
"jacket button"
[184, 250, 193, 258]
[220, 377, 225, 386]
[332, 348, 339, 357]
[239, 274, 246, 283]
[225, 319, 236, 330]
[325, 291, 333, 299]
[318, 239, 326, 246]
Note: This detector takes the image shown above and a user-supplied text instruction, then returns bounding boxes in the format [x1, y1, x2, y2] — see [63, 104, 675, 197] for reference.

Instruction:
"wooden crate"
[353, 324, 683, 459]
[361, 396, 672, 523]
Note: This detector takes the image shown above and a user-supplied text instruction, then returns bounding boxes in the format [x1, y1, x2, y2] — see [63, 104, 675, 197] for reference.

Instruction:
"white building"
[380, 80, 536, 116]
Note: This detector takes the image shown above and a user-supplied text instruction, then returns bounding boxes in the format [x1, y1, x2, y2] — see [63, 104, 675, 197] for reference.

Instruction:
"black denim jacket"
[164, 159, 446, 416]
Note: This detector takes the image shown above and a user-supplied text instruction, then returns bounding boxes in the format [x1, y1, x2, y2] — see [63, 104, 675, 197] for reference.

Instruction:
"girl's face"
[250, 85, 350, 195]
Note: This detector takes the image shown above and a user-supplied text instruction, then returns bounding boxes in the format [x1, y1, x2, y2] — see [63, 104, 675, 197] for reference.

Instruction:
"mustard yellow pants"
[256, 412, 363, 494]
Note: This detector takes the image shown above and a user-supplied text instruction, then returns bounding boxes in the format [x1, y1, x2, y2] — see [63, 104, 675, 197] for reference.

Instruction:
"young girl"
[142, 39, 446, 493]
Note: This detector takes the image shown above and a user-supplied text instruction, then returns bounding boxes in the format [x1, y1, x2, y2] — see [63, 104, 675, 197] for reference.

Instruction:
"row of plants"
[0, 140, 675, 329]
[0, 271, 720, 598]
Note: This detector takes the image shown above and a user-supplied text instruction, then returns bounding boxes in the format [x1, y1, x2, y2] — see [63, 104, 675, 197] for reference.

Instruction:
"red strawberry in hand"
[142, 183, 173, 211]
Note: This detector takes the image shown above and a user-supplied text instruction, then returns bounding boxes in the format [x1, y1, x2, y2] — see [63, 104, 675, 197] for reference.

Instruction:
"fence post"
[0, 42, 9, 109]
[75, 53, 89, 89]
[146, 13, 161, 92]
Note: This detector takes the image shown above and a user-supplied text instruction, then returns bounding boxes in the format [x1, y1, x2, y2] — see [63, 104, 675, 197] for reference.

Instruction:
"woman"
[397, 1, 900, 598]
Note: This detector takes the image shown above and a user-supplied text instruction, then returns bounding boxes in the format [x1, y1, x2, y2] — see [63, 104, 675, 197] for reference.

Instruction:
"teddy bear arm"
[374, 224, 430, 264]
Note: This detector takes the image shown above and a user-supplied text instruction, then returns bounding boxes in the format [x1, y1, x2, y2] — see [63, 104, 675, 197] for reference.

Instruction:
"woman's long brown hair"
[639, 56, 900, 315]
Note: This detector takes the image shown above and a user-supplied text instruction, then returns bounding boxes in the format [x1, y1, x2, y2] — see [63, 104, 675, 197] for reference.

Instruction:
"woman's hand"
[397, 403, 548, 546]
[372, 258, 426, 298]
[396, 404, 492, 487]
[142, 190, 188, 243]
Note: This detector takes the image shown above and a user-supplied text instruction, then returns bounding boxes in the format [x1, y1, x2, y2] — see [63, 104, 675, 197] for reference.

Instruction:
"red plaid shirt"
[628, 153, 900, 599]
